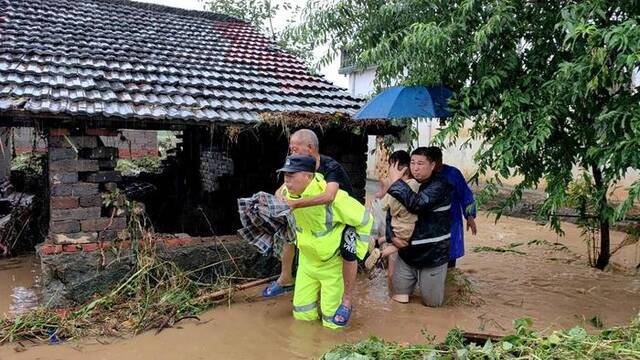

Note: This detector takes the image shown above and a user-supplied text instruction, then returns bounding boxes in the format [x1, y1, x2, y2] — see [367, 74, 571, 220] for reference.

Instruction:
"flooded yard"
[1, 213, 639, 359]
[0, 254, 40, 318]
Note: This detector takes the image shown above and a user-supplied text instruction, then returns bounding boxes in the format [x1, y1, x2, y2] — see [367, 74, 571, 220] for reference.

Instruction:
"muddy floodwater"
[0, 254, 40, 318]
[1, 213, 639, 359]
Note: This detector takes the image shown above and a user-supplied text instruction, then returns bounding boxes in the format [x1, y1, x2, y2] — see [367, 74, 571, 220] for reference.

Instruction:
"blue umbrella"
[354, 85, 453, 120]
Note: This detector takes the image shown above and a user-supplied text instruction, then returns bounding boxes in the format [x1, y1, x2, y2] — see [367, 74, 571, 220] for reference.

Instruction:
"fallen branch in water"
[473, 242, 527, 255]
[195, 275, 278, 303]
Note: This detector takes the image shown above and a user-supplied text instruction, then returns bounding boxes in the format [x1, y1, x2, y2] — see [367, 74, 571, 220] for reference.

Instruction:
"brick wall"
[47, 128, 125, 244]
[101, 129, 159, 158]
[12, 127, 47, 154]
[318, 128, 369, 202]
[199, 144, 234, 192]
[13, 128, 158, 158]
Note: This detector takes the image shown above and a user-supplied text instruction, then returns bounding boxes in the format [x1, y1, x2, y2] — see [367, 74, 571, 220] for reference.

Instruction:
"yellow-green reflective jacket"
[285, 174, 373, 264]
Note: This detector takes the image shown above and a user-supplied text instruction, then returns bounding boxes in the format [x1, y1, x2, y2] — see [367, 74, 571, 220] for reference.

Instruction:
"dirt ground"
[1, 213, 639, 360]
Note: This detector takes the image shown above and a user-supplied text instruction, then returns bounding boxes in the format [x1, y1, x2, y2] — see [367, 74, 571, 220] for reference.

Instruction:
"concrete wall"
[38, 235, 279, 307]
[0, 128, 10, 181]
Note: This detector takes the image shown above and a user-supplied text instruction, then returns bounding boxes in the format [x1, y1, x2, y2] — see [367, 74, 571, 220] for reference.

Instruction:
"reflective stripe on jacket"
[285, 174, 372, 264]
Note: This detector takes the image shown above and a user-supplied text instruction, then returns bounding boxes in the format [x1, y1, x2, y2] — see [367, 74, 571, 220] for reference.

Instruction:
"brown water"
[0, 254, 40, 318]
[1, 214, 639, 359]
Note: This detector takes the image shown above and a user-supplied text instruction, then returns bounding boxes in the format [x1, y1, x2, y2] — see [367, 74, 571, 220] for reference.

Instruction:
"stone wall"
[200, 144, 234, 193]
[100, 129, 159, 158]
[47, 128, 124, 244]
[13, 128, 158, 158]
[319, 128, 369, 202]
[11, 127, 47, 154]
[0, 128, 10, 181]
[37, 235, 279, 307]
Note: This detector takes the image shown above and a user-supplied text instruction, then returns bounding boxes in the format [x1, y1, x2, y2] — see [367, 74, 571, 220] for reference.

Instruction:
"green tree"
[289, 0, 640, 269]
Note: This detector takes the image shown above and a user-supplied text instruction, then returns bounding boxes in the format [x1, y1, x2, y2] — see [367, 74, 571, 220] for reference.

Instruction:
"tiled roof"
[0, 0, 362, 125]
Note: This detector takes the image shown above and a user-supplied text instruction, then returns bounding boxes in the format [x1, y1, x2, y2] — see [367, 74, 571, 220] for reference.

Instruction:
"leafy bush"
[322, 315, 640, 359]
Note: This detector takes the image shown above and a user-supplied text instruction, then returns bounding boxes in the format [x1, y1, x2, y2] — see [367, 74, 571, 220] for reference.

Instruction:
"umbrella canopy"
[354, 85, 453, 120]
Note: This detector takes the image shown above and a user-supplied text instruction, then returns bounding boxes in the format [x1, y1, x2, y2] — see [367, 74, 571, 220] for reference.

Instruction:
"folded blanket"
[237, 191, 296, 257]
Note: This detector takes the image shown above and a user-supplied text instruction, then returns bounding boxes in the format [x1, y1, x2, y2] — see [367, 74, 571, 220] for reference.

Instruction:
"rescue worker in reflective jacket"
[277, 155, 372, 329]
[385, 147, 452, 307]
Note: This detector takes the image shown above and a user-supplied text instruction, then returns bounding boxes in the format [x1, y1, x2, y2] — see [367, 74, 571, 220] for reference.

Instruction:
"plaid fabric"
[237, 191, 296, 257]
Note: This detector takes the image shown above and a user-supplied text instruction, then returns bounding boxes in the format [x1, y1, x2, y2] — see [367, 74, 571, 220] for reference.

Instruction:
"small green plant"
[445, 269, 478, 306]
[590, 315, 604, 329]
[322, 315, 640, 359]
[527, 239, 569, 251]
[566, 173, 601, 267]
[116, 156, 161, 176]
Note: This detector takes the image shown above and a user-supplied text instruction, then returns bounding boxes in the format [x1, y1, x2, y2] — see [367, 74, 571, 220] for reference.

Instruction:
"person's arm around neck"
[388, 177, 447, 214]
[288, 182, 339, 209]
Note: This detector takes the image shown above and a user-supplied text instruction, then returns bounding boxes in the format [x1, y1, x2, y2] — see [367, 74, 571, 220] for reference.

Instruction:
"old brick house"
[0, 0, 393, 305]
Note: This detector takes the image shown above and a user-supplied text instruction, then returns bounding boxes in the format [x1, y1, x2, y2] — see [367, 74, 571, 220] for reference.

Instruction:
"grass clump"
[473, 242, 527, 255]
[444, 269, 480, 306]
[0, 232, 230, 344]
[0, 203, 236, 344]
[116, 156, 162, 176]
[322, 315, 640, 359]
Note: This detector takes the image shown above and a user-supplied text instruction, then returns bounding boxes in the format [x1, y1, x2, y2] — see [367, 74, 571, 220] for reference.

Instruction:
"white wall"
[349, 66, 640, 197]
[345, 68, 379, 179]
[349, 68, 376, 98]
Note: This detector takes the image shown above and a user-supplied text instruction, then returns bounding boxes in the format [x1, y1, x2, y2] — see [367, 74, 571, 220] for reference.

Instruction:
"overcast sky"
[135, 0, 349, 89]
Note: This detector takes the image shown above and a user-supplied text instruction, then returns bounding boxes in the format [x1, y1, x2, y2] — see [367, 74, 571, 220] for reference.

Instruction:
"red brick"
[99, 240, 113, 249]
[63, 244, 81, 252]
[55, 309, 70, 319]
[15, 147, 46, 155]
[51, 196, 79, 209]
[82, 243, 100, 252]
[178, 237, 194, 246]
[86, 128, 118, 136]
[118, 240, 131, 249]
[50, 129, 70, 136]
[40, 244, 63, 255]
[164, 238, 181, 248]
[39, 244, 53, 254]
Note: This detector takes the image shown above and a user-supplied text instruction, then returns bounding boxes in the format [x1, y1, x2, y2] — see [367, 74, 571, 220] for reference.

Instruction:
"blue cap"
[277, 155, 316, 173]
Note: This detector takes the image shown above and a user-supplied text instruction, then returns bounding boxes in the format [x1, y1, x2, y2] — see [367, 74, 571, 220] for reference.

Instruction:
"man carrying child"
[384, 147, 452, 307]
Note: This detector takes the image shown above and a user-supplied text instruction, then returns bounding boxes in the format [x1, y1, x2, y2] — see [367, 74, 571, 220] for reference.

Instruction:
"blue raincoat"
[440, 164, 476, 261]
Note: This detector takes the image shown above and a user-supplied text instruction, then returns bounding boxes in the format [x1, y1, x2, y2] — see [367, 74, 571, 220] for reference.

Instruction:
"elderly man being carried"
[277, 155, 372, 329]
